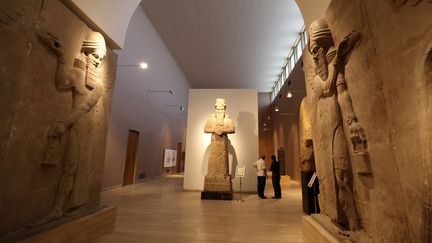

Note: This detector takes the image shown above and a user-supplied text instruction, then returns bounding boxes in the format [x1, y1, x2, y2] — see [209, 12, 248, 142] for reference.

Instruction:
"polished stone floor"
[96, 175, 304, 243]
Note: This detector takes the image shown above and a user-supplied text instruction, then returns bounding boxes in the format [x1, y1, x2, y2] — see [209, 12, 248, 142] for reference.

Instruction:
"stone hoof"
[28, 208, 63, 228]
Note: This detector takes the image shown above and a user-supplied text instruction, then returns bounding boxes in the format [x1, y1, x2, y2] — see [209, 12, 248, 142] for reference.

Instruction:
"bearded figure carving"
[202, 99, 235, 197]
[30, 31, 106, 227]
[304, 19, 366, 231]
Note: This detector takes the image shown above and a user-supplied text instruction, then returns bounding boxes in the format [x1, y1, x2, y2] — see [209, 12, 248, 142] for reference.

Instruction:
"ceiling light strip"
[271, 26, 306, 102]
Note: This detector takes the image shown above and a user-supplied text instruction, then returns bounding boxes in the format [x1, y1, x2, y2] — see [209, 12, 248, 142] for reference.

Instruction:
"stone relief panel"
[29, 31, 107, 227]
[299, 97, 315, 172]
[304, 18, 364, 231]
[203, 98, 235, 192]
[303, 0, 432, 242]
[0, 0, 116, 235]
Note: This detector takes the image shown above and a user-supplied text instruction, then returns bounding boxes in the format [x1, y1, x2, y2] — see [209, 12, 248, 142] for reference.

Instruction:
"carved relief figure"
[203, 98, 235, 192]
[307, 19, 365, 231]
[30, 31, 106, 226]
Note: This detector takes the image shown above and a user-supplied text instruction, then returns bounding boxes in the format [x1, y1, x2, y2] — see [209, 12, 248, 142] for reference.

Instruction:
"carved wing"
[302, 47, 315, 95]
[302, 46, 319, 132]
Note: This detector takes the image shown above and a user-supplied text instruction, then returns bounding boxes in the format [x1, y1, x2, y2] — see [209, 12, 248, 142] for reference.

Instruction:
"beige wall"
[257, 93, 274, 168]
[63, 0, 141, 48]
[102, 5, 190, 188]
[183, 89, 259, 192]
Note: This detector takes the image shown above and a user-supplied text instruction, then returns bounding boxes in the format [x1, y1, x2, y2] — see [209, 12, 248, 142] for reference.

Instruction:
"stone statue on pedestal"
[201, 98, 235, 200]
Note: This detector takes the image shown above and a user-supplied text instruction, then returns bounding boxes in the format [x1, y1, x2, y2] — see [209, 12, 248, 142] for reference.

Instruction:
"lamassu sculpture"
[306, 19, 366, 231]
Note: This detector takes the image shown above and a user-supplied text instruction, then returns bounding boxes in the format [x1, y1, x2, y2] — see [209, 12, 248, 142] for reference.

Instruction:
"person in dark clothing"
[270, 155, 282, 199]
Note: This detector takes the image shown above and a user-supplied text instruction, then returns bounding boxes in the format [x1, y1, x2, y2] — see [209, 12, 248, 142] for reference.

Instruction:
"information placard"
[236, 165, 246, 177]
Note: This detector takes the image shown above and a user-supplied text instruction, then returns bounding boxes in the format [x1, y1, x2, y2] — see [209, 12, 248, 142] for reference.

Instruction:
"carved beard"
[85, 55, 102, 89]
[215, 110, 225, 125]
[313, 47, 329, 81]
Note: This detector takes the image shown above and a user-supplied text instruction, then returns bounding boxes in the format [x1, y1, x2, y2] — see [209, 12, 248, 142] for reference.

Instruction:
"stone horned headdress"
[81, 31, 107, 59]
[308, 19, 334, 53]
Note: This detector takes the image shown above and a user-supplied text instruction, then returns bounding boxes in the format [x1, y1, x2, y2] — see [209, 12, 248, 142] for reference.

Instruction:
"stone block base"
[2, 206, 117, 243]
[303, 214, 372, 243]
[201, 191, 233, 200]
[303, 215, 340, 243]
[203, 175, 232, 191]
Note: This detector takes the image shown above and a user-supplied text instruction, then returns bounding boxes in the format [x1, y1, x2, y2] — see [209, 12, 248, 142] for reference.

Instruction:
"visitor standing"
[252, 156, 267, 199]
[270, 155, 281, 199]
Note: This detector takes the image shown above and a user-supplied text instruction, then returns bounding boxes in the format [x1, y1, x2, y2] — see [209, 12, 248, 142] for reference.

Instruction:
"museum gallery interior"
[0, 0, 431, 242]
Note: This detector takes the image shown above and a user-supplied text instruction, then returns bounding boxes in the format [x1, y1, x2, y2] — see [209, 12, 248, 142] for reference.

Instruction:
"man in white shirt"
[252, 156, 268, 199]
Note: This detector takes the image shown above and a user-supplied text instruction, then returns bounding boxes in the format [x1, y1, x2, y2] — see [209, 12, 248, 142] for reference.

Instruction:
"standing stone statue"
[30, 31, 106, 226]
[306, 19, 365, 231]
[202, 98, 235, 199]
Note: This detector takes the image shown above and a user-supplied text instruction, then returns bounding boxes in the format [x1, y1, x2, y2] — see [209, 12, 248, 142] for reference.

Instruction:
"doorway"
[123, 129, 139, 186]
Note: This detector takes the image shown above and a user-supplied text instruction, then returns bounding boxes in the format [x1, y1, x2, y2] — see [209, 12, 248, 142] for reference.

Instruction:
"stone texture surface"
[203, 99, 235, 193]
[299, 97, 315, 172]
[0, 0, 116, 235]
[303, 0, 432, 242]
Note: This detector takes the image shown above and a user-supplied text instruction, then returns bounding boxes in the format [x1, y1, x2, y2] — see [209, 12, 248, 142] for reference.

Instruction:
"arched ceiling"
[64, 0, 329, 92]
[139, 0, 304, 93]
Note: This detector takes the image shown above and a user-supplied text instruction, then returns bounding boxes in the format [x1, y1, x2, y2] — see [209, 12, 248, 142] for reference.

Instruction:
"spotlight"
[140, 62, 148, 69]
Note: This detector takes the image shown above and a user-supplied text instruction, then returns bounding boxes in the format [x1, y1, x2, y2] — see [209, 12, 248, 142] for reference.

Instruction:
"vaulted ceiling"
[140, 0, 304, 93]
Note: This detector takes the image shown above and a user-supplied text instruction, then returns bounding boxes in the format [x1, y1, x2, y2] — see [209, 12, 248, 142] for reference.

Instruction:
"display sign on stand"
[236, 165, 246, 202]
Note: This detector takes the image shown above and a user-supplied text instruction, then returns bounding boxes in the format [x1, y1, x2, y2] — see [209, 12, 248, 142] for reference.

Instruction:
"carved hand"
[38, 32, 64, 58]
[215, 128, 223, 135]
[48, 122, 67, 138]
[349, 122, 366, 145]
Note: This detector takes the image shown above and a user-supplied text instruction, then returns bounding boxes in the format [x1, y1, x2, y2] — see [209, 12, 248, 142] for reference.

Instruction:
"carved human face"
[87, 48, 105, 68]
[215, 99, 226, 111]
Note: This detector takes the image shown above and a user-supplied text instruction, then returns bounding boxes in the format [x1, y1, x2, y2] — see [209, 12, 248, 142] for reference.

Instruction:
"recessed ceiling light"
[140, 62, 148, 69]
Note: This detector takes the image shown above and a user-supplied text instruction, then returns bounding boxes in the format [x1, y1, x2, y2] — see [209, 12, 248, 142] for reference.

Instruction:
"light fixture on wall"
[147, 89, 174, 94]
[274, 106, 279, 112]
[166, 104, 185, 111]
[286, 91, 293, 98]
[117, 61, 149, 70]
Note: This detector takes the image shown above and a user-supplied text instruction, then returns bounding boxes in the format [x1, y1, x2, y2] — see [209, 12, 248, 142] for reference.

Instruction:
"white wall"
[184, 89, 259, 192]
[102, 5, 190, 188]
[68, 0, 141, 48]
[295, 0, 330, 28]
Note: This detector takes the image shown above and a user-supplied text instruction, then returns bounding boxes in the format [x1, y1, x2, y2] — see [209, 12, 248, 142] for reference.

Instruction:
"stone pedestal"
[1, 206, 117, 243]
[201, 191, 233, 200]
[202, 175, 233, 200]
[302, 215, 340, 243]
[303, 214, 372, 243]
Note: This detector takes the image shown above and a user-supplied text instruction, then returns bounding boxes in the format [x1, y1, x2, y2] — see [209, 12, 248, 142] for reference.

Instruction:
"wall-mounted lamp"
[286, 90, 305, 98]
[274, 107, 279, 112]
[117, 62, 149, 70]
[166, 104, 185, 111]
[147, 89, 173, 94]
